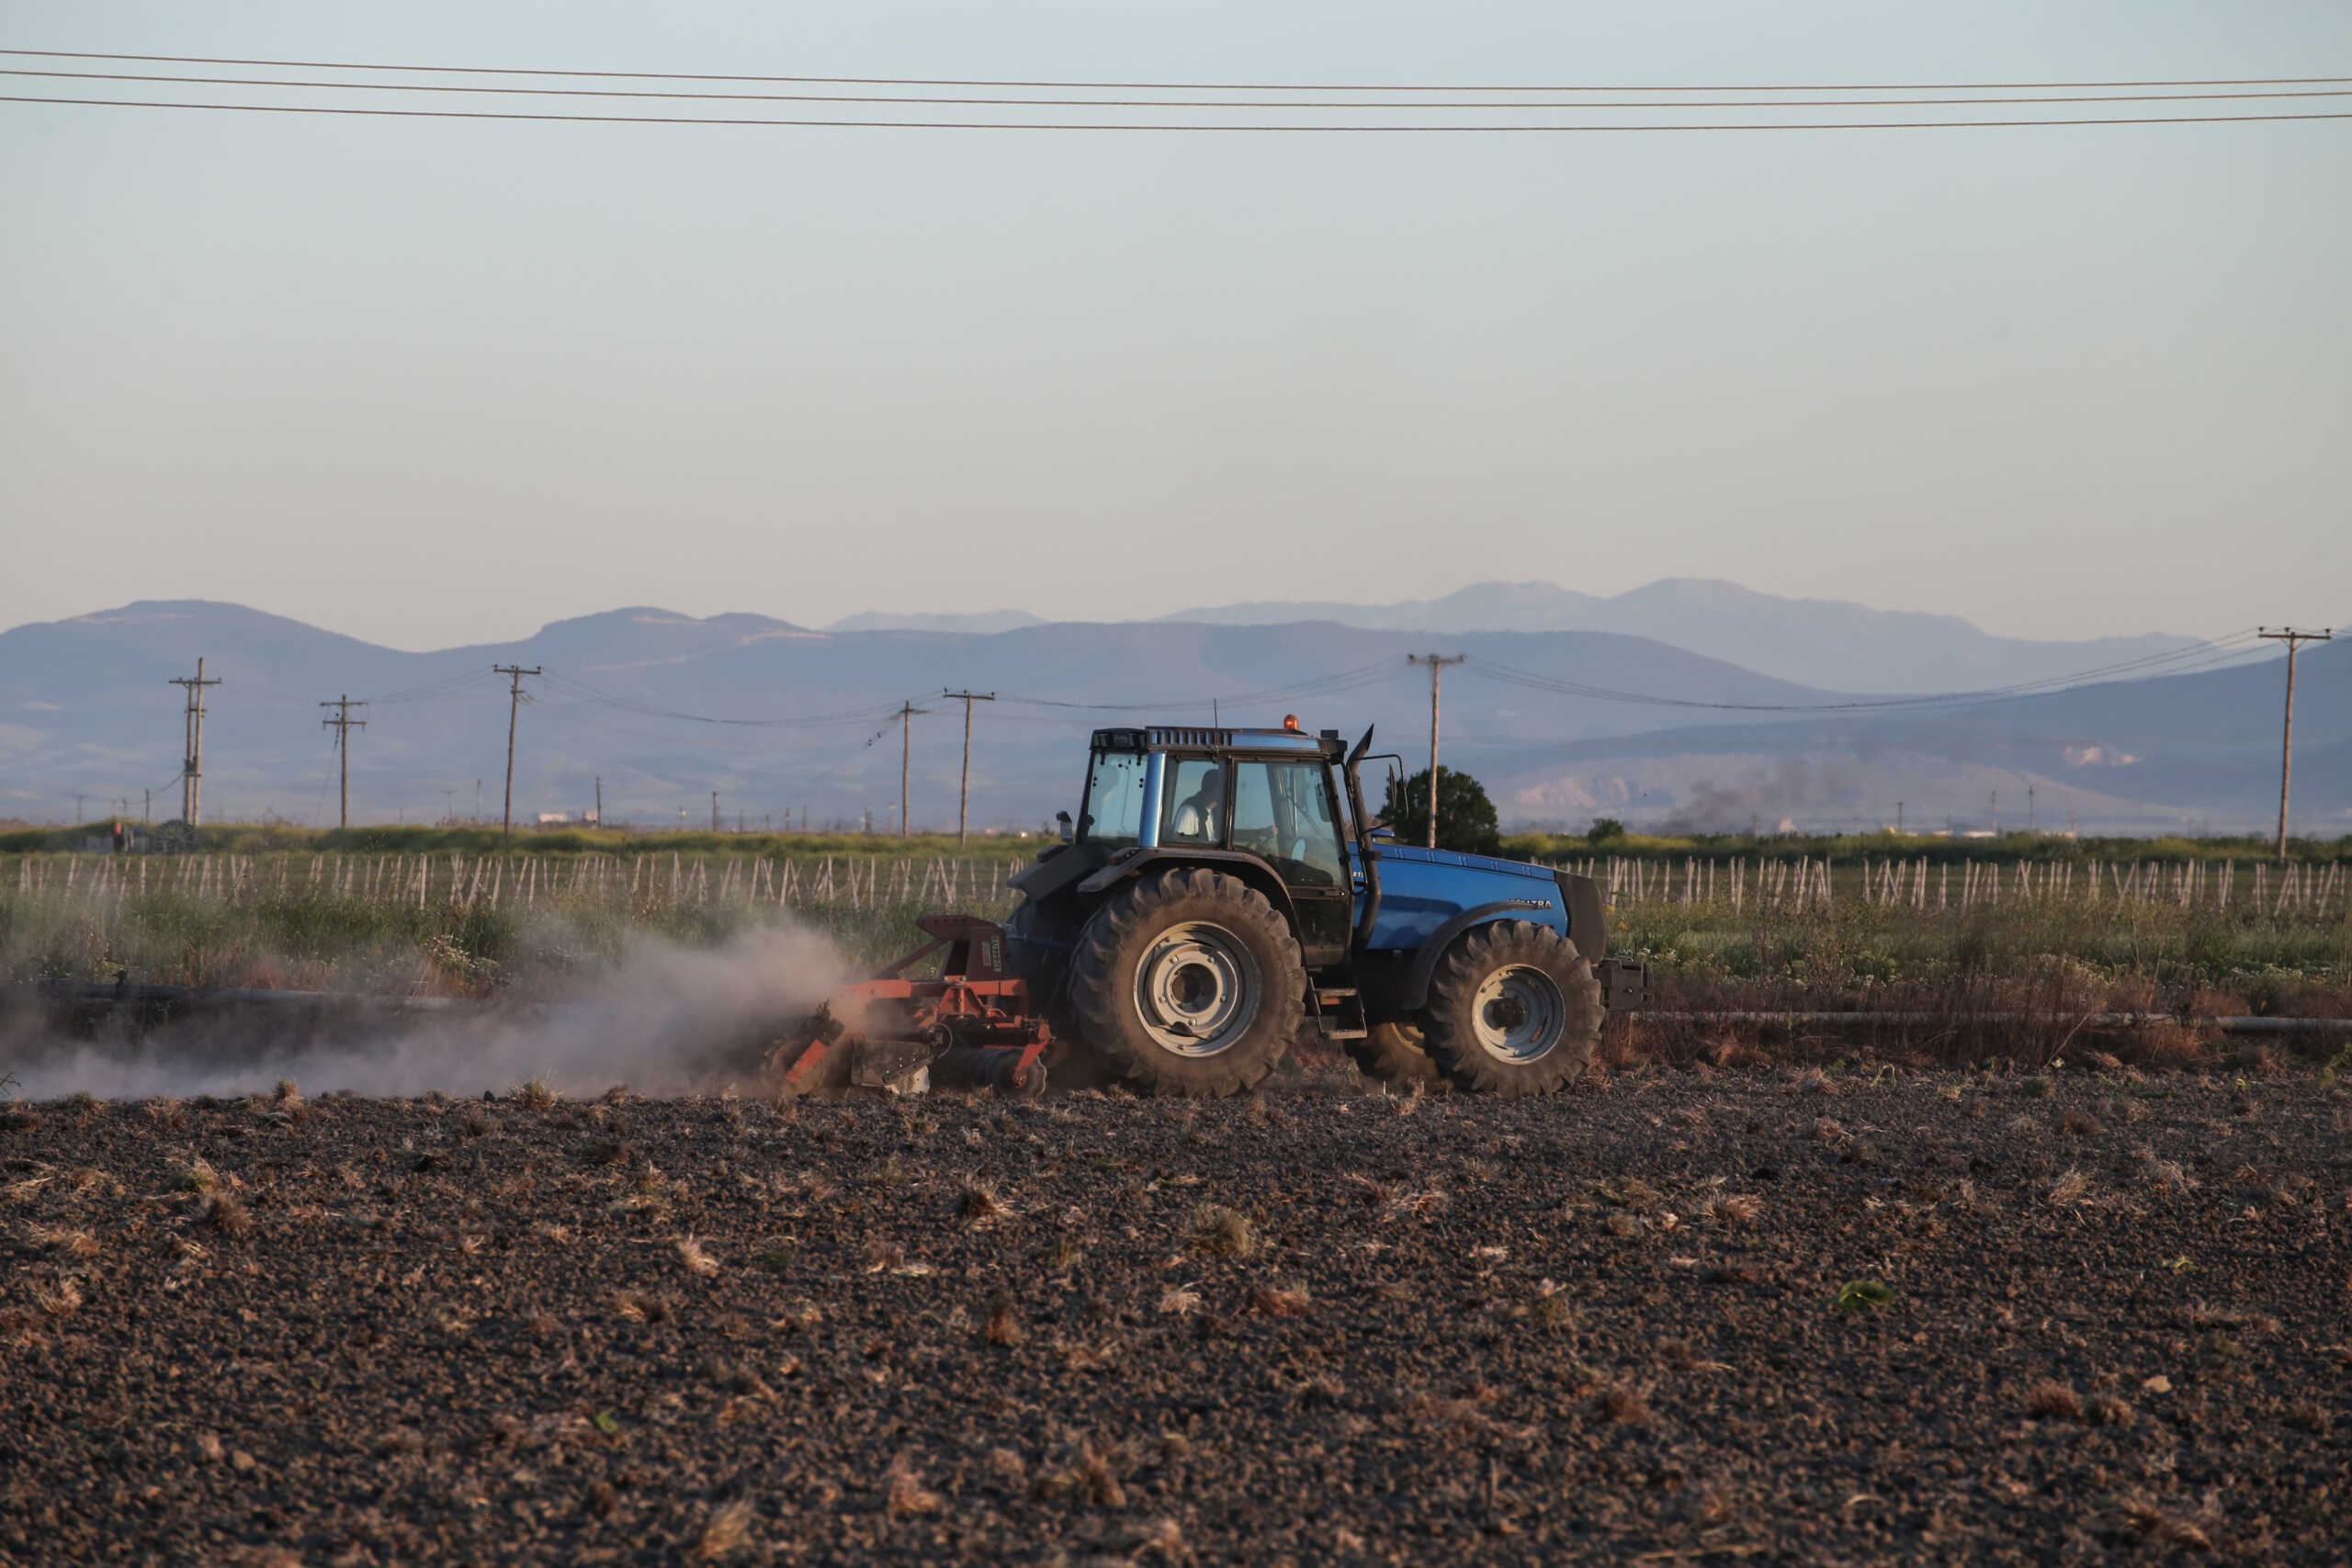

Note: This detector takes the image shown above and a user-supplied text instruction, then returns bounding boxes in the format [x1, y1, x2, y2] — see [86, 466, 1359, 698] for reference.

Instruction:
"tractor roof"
[1090, 725, 1340, 758]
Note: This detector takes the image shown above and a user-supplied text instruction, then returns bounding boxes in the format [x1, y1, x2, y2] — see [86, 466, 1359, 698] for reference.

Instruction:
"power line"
[537, 669, 903, 728]
[363, 668, 503, 706]
[6, 50, 2344, 92]
[11, 68, 2349, 110]
[993, 660, 1402, 713]
[7, 95, 2347, 131]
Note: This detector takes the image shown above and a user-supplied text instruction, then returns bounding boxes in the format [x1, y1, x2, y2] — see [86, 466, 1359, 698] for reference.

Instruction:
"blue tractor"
[1004, 721, 1645, 1095]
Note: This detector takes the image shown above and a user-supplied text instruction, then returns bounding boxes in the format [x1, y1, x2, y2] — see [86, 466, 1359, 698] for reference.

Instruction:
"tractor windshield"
[1078, 750, 1148, 846]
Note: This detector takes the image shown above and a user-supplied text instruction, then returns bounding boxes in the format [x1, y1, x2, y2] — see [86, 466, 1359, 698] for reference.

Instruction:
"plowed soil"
[5, 1071, 2347, 1564]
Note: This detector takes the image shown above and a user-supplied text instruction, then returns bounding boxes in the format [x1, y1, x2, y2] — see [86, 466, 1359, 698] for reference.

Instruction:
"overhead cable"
[536, 670, 906, 728]
[8, 95, 2346, 131]
[5, 50, 2344, 93]
[8, 68, 2348, 110]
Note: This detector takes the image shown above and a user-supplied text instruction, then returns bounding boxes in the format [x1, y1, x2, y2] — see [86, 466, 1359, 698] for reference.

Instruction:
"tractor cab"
[1064, 721, 1358, 965]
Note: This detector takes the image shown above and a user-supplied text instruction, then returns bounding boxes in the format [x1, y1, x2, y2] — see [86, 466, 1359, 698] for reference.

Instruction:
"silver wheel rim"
[1133, 921, 1261, 1057]
[1471, 964, 1564, 1063]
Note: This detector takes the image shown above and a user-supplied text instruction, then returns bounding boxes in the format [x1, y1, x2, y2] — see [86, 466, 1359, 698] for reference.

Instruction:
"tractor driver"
[1169, 765, 1223, 843]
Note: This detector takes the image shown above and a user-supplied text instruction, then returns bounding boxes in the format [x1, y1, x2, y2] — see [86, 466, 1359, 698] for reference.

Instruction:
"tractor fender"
[1009, 842, 1100, 902]
[1075, 849, 1302, 934]
[1554, 871, 1609, 963]
[1397, 900, 1562, 1013]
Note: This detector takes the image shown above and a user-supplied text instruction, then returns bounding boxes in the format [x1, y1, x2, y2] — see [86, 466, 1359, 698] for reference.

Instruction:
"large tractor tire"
[1068, 867, 1306, 1097]
[1419, 920, 1602, 1096]
[1347, 1021, 1444, 1089]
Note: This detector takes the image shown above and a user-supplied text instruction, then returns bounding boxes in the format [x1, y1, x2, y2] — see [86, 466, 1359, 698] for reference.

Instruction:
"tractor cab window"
[1079, 750, 1148, 845]
[1160, 759, 1223, 844]
[1230, 760, 1345, 887]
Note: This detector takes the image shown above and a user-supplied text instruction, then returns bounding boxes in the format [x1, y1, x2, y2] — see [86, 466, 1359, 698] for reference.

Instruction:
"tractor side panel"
[1358, 854, 1567, 955]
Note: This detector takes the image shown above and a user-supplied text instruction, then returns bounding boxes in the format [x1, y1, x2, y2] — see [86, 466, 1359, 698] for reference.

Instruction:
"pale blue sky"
[3, 1, 2346, 649]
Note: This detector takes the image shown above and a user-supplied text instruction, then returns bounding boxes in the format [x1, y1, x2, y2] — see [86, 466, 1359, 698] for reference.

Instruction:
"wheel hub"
[1469, 964, 1565, 1063]
[1133, 922, 1261, 1057]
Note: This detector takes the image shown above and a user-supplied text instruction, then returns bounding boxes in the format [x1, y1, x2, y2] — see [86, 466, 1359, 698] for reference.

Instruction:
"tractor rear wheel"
[1419, 921, 1601, 1096]
[1347, 1021, 1443, 1089]
[1068, 867, 1306, 1097]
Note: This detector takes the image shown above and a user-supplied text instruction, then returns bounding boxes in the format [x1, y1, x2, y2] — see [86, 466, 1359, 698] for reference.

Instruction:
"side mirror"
[1056, 810, 1074, 845]
[1368, 826, 1396, 842]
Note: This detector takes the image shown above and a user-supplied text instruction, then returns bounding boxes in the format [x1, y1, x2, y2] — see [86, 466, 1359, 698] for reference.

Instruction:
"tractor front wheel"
[1068, 867, 1306, 1097]
[1419, 921, 1601, 1096]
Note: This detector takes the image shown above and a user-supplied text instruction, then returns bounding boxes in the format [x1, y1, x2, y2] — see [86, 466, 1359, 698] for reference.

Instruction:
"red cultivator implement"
[766, 915, 1051, 1097]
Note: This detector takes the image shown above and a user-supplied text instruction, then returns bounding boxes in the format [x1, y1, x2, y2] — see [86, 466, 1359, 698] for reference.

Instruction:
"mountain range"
[0, 591, 2341, 837]
[834, 578, 2201, 695]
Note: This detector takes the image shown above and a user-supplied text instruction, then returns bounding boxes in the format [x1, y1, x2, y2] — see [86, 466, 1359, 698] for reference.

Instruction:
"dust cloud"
[3, 923, 849, 1101]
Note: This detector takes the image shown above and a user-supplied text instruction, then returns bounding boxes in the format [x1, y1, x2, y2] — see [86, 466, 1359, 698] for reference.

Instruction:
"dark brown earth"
[4, 1070, 2348, 1564]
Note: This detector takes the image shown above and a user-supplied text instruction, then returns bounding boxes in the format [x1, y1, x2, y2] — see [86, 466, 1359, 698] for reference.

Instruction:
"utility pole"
[1896, 801, 1904, 835]
[2259, 627, 2333, 863]
[2027, 784, 2036, 835]
[895, 699, 932, 839]
[711, 791, 721, 832]
[492, 665, 541, 836]
[1406, 654, 1465, 850]
[320, 695, 368, 829]
[74, 792, 85, 823]
[594, 776, 602, 827]
[167, 658, 221, 827]
[142, 788, 150, 824]
[943, 690, 997, 846]
[1990, 790, 1998, 837]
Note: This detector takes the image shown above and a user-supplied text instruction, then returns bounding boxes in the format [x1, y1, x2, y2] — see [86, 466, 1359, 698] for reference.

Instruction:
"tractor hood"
[1358, 842, 1607, 963]
[1368, 843, 1560, 885]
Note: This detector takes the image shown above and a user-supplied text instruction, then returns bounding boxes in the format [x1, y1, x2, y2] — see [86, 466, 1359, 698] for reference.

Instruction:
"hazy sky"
[4, 1, 2346, 649]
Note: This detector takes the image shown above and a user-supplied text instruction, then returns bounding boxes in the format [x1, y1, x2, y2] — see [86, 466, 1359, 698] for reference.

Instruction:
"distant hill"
[829, 610, 1046, 635]
[0, 600, 2338, 837]
[1159, 578, 2201, 694]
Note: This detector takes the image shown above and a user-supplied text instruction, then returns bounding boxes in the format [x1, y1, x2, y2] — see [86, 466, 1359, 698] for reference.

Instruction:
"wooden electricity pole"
[320, 695, 368, 829]
[943, 689, 996, 845]
[167, 658, 222, 827]
[895, 700, 932, 838]
[1406, 654, 1465, 849]
[492, 665, 541, 836]
[2259, 627, 2333, 863]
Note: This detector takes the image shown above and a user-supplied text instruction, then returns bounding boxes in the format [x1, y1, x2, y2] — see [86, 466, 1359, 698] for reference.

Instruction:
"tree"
[1379, 766, 1501, 857]
[1586, 817, 1626, 847]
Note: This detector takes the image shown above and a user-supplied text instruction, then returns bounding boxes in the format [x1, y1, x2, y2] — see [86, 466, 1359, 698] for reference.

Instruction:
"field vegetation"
[8, 817, 2348, 866]
[5, 842, 2345, 1072]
